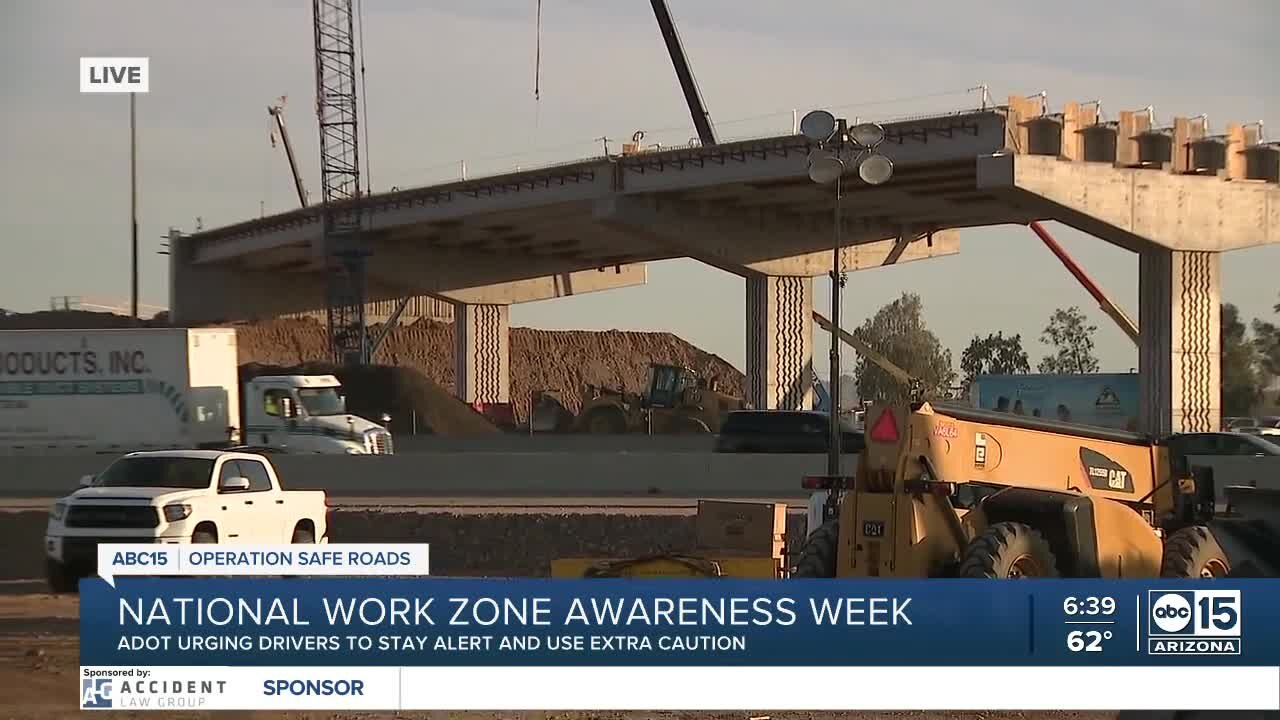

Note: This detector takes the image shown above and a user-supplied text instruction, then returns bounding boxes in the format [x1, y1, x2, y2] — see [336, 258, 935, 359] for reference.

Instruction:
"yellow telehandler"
[792, 399, 1274, 579]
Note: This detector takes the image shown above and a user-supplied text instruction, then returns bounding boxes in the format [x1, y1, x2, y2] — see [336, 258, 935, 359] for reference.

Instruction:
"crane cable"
[356, 0, 372, 196]
[534, 0, 543, 133]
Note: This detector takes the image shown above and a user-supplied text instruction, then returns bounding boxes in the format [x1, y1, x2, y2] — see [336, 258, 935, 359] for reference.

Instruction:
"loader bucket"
[530, 391, 573, 433]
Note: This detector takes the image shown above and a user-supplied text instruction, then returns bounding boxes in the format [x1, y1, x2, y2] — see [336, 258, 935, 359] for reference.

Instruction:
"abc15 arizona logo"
[1147, 589, 1242, 655]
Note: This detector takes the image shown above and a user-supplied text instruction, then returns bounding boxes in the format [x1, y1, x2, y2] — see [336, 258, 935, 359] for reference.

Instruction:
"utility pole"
[130, 92, 139, 323]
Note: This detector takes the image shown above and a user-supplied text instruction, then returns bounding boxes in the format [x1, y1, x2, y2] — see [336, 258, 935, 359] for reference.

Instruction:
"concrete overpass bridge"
[171, 94, 1280, 433]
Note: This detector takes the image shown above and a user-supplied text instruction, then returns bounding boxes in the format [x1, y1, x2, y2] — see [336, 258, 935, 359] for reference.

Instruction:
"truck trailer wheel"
[46, 560, 79, 594]
[1161, 526, 1230, 578]
[957, 522, 1059, 578]
[792, 520, 839, 578]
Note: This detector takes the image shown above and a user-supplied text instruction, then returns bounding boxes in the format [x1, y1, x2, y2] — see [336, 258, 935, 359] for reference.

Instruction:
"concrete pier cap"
[976, 95, 1280, 434]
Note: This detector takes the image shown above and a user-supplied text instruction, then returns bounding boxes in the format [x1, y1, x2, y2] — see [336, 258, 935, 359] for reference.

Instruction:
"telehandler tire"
[1161, 526, 1230, 578]
[792, 520, 839, 578]
[957, 522, 1059, 578]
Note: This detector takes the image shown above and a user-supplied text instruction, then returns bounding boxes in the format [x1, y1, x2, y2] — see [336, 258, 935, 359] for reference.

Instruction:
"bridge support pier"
[745, 275, 814, 410]
[453, 303, 510, 404]
[1138, 248, 1221, 435]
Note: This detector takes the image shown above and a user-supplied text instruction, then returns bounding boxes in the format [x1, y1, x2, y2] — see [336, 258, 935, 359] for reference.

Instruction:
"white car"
[44, 449, 328, 592]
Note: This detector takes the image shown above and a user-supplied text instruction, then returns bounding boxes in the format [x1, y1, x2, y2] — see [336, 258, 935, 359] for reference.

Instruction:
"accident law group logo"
[1147, 589, 1242, 655]
[81, 678, 113, 709]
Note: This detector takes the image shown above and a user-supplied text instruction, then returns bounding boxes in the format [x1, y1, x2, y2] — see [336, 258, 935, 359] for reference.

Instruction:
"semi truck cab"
[241, 375, 393, 455]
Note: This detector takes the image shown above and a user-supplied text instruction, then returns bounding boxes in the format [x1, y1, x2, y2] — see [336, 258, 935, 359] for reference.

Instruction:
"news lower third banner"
[79, 571, 1280, 711]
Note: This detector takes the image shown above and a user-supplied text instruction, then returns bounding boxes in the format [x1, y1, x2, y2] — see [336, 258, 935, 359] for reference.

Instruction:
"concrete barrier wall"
[393, 435, 717, 453]
[0, 452, 854, 498]
[2, 451, 1274, 500]
[0, 509, 809, 581]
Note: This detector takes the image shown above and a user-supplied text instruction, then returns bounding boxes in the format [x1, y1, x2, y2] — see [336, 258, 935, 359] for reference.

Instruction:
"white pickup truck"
[44, 449, 328, 592]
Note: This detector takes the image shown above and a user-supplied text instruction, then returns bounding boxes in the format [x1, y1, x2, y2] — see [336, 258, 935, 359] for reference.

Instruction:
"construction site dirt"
[0, 311, 745, 432]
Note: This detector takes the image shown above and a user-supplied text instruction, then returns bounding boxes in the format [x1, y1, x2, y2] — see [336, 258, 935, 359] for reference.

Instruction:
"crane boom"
[812, 310, 919, 389]
[1029, 221, 1139, 346]
[650, 0, 716, 146]
[268, 101, 309, 208]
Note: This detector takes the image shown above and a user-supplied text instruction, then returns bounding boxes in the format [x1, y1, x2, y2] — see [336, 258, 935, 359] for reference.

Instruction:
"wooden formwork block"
[1172, 117, 1192, 174]
[1004, 94, 1044, 154]
[1116, 109, 1153, 166]
[1226, 123, 1248, 180]
[1061, 102, 1101, 161]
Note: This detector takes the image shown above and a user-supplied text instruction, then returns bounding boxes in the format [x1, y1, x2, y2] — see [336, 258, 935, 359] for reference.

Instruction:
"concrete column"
[1138, 249, 1221, 435]
[745, 275, 814, 410]
[453, 303, 510, 404]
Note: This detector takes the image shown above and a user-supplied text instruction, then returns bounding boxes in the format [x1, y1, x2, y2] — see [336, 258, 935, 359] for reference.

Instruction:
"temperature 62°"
[1067, 630, 1112, 652]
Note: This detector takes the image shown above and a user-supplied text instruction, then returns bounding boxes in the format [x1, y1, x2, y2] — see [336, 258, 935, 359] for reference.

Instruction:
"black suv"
[714, 410, 865, 454]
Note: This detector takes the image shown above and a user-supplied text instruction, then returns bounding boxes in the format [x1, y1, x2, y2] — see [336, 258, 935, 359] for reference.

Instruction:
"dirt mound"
[0, 310, 746, 426]
[240, 361, 499, 436]
[233, 317, 745, 422]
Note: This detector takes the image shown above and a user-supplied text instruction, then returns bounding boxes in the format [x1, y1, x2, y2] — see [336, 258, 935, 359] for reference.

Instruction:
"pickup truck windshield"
[95, 457, 216, 489]
[298, 387, 346, 416]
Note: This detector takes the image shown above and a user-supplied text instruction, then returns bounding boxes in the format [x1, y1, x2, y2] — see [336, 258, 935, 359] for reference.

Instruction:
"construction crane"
[268, 97, 309, 208]
[312, 0, 370, 366]
[650, 0, 716, 147]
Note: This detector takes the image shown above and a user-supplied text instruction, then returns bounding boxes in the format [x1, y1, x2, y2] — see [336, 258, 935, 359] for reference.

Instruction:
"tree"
[1037, 306, 1099, 374]
[1251, 291, 1280, 403]
[960, 332, 1030, 389]
[1222, 303, 1263, 415]
[853, 292, 955, 403]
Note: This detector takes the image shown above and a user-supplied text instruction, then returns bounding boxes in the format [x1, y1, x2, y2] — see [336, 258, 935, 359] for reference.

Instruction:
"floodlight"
[800, 110, 837, 142]
[807, 150, 844, 184]
[848, 122, 886, 148]
[857, 153, 894, 185]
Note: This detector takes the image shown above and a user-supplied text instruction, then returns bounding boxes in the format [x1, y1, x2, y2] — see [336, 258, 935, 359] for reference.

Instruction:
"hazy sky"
[2, 0, 1277, 375]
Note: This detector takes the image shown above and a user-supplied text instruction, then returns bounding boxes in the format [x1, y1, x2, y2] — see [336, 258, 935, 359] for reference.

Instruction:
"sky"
[2, 0, 1277, 376]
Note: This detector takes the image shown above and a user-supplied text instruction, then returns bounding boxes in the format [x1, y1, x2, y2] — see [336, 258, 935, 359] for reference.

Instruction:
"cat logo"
[1080, 447, 1134, 493]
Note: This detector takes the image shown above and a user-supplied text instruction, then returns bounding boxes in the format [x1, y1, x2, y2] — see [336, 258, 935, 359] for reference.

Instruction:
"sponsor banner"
[80, 578, 1280, 667]
[79, 666, 396, 711]
[78, 665, 1280, 711]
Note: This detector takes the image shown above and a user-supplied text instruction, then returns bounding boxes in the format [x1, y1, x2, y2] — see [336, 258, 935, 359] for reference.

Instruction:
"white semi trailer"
[0, 328, 392, 455]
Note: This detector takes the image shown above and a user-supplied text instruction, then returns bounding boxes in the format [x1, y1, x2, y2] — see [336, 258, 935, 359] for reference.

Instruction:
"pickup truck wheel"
[192, 528, 217, 544]
[46, 560, 79, 594]
[291, 527, 315, 544]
